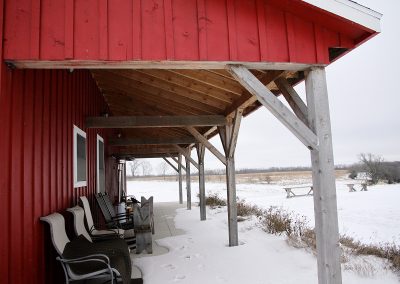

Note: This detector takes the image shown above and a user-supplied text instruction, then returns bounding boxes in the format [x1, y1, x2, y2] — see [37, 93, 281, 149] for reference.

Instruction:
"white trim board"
[303, 0, 382, 32]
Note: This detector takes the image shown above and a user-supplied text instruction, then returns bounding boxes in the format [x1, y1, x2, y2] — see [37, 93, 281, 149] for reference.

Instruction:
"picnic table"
[346, 183, 368, 192]
[283, 185, 313, 198]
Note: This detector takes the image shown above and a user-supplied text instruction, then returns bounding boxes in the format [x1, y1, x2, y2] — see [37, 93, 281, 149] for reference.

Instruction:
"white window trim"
[96, 134, 105, 193]
[73, 125, 87, 188]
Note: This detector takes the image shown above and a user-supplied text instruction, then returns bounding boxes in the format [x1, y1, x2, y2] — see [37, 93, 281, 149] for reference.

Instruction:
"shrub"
[204, 193, 226, 208]
[236, 198, 263, 217]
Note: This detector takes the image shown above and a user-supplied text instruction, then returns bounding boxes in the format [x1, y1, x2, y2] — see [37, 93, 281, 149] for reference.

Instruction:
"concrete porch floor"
[131, 202, 186, 279]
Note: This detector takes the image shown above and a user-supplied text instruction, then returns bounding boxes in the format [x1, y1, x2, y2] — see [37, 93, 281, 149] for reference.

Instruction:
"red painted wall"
[2, 0, 372, 64]
[0, 66, 119, 283]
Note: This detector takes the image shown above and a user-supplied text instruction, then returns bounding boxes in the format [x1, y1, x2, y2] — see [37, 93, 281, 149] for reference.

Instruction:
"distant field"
[128, 169, 349, 184]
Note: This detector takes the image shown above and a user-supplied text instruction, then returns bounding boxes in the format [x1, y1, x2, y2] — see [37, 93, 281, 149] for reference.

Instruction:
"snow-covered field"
[128, 178, 400, 245]
[128, 177, 400, 283]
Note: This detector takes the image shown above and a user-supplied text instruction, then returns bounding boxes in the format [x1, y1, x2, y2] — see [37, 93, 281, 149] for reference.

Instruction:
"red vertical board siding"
[0, 68, 116, 283]
[3, 0, 370, 63]
[108, 0, 133, 60]
[40, 0, 65, 59]
[141, 0, 166, 60]
[234, 0, 260, 61]
[74, 0, 99, 59]
[204, 0, 230, 60]
[264, 3, 289, 62]
[172, 0, 198, 60]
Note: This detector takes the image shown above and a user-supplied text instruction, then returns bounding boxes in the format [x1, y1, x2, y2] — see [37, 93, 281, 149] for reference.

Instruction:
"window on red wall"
[73, 125, 87, 188]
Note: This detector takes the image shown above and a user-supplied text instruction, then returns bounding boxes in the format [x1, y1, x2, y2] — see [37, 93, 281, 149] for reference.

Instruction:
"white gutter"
[302, 0, 382, 32]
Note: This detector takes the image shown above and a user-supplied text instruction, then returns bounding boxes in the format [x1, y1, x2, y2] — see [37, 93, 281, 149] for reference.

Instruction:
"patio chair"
[40, 213, 127, 283]
[95, 193, 134, 230]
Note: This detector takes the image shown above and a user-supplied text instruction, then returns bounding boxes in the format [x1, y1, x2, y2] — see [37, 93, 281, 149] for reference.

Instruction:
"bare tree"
[359, 153, 384, 184]
[141, 161, 152, 176]
[158, 161, 168, 179]
[128, 160, 143, 177]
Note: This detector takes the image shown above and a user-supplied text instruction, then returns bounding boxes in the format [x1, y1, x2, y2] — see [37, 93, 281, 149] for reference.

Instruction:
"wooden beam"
[228, 110, 242, 158]
[275, 77, 309, 125]
[178, 154, 183, 204]
[109, 137, 197, 146]
[86, 115, 226, 129]
[170, 155, 186, 171]
[227, 65, 318, 150]
[9, 60, 317, 71]
[306, 67, 342, 284]
[196, 143, 206, 221]
[114, 153, 178, 159]
[186, 127, 227, 165]
[162, 157, 179, 173]
[173, 145, 199, 169]
[185, 147, 192, 210]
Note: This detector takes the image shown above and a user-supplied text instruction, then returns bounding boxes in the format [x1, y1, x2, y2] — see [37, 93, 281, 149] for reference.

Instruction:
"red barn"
[0, 0, 381, 283]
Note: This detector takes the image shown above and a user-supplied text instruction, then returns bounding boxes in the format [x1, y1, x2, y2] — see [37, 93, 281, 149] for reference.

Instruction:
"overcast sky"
[141, 0, 400, 173]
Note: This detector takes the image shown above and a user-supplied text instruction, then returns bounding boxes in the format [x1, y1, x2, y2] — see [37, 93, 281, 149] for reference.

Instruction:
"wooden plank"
[226, 0, 238, 60]
[178, 154, 183, 204]
[64, 0, 74, 59]
[305, 67, 342, 284]
[163, 0, 175, 59]
[132, 0, 141, 59]
[98, 0, 109, 60]
[185, 147, 191, 210]
[228, 65, 318, 150]
[228, 109, 242, 158]
[109, 137, 197, 146]
[173, 145, 199, 169]
[186, 127, 226, 165]
[116, 153, 178, 159]
[285, 12, 296, 62]
[275, 77, 309, 125]
[139, 69, 236, 104]
[256, 0, 268, 61]
[30, 0, 41, 59]
[196, 143, 206, 220]
[197, 0, 208, 60]
[86, 115, 226, 128]
[162, 157, 178, 173]
[9, 60, 317, 71]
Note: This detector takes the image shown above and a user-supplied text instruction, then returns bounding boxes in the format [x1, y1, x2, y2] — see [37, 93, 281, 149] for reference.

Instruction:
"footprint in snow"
[174, 274, 186, 281]
[161, 264, 176, 271]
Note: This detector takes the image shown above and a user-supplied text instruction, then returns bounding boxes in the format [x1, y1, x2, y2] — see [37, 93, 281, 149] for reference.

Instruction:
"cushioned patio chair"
[79, 196, 136, 249]
[40, 213, 127, 283]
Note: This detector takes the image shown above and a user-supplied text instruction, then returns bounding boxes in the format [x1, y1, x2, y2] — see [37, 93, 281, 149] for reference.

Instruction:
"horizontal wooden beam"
[109, 137, 197, 146]
[8, 60, 318, 71]
[114, 153, 178, 159]
[86, 115, 226, 129]
[228, 65, 318, 150]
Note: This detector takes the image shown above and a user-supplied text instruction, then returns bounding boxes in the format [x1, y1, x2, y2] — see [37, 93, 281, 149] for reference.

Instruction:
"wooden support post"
[123, 162, 127, 200]
[178, 154, 183, 204]
[306, 67, 342, 284]
[196, 144, 206, 221]
[219, 110, 242, 247]
[185, 147, 191, 210]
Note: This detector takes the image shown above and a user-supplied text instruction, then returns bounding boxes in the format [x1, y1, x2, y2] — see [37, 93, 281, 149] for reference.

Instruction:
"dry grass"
[203, 192, 226, 208]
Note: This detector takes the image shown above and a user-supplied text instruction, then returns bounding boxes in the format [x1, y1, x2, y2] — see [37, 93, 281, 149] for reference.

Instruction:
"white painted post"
[197, 144, 206, 220]
[306, 67, 342, 284]
[178, 154, 183, 204]
[185, 147, 191, 210]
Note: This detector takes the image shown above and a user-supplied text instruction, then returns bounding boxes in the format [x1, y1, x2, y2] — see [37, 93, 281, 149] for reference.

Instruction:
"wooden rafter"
[86, 115, 226, 129]
[109, 137, 196, 146]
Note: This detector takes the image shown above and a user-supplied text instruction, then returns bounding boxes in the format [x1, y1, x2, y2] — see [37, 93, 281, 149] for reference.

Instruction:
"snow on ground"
[128, 178, 400, 245]
[134, 206, 399, 284]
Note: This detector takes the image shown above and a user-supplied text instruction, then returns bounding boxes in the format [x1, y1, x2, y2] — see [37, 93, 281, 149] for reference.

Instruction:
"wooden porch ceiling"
[91, 68, 303, 159]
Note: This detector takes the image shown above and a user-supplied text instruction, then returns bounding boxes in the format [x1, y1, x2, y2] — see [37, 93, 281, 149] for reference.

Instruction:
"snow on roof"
[303, 0, 382, 32]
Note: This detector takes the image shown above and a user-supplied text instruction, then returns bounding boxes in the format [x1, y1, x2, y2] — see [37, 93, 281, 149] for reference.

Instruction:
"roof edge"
[302, 0, 382, 32]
